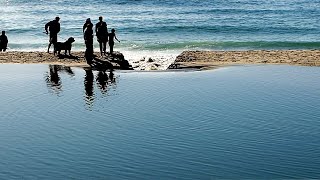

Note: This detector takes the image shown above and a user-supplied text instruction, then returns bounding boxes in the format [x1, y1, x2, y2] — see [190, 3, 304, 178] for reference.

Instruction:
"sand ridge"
[173, 50, 320, 69]
[2, 50, 320, 70]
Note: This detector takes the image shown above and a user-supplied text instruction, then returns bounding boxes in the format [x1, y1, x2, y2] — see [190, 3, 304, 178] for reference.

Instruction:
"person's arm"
[83, 24, 85, 33]
[115, 35, 120, 43]
[57, 23, 60, 33]
[45, 22, 49, 34]
[95, 23, 98, 34]
[4, 36, 8, 44]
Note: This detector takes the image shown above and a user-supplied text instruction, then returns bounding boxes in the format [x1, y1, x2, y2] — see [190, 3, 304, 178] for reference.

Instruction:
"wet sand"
[173, 50, 320, 70]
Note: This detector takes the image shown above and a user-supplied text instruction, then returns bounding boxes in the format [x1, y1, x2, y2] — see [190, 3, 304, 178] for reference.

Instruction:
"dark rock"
[86, 51, 133, 70]
[107, 51, 133, 70]
[147, 58, 154, 62]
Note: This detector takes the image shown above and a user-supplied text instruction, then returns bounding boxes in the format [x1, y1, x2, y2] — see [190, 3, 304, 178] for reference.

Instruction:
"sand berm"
[1, 50, 320, 70]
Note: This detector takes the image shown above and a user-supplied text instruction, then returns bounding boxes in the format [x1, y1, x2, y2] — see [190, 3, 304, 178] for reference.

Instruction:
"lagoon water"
[0, 64, 320, 179]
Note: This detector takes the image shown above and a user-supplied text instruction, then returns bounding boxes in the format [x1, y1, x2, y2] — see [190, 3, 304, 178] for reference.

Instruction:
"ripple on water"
[1, 65, 320, 179]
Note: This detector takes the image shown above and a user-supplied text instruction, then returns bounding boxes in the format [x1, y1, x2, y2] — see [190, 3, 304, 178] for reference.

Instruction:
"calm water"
[1, 0, 320, 65]
[0, 64, 320, 179]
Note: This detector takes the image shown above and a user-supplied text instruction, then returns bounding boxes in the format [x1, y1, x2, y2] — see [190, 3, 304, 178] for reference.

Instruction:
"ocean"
[1, 0, 320, 69]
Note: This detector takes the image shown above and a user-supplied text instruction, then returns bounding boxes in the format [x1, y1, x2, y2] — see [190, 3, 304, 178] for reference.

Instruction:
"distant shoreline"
[1, 50, 320, 70]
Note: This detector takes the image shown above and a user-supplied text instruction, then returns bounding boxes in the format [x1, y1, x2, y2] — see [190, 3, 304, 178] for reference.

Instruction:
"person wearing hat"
[45, 16, 61, 53]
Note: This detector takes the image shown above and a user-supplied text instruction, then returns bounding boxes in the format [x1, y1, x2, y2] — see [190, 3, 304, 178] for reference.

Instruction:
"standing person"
[95, 16, 108, 56]
[0, 31, 8, 52]
[108, 29, 120, 54]
[84, 23, 94, 64]
[83, 18, 93, 35]
[45, 17, 60, 53]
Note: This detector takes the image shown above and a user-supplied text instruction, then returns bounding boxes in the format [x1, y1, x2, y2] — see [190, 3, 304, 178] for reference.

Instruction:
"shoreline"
[172, 50, 320, 70]
[1, 50, 320, 70]
[0, 51, 88, 66]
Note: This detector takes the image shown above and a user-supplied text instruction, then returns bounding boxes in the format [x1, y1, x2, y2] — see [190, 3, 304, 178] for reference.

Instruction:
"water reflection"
[45, 65, 75, 94]
[84, 69, 95, 108]
[84, 69, 117, 109]
[96, 70, 116, 94]
[96, 71, 108, 94]
[45, 65, 117, 108]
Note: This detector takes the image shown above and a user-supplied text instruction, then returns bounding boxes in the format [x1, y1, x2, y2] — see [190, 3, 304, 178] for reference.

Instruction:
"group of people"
[0, 31, 8, 52]
[45, 16, 120, 57]
[83, 16, 120, 56]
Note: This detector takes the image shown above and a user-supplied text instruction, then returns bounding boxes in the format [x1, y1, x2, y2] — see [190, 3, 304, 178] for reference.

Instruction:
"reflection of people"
[108, 29, 120, 54]
[45, 17, 60, 53]
[95, 16, 108, 56]
[96, 71, 109, 94]
[109, 69, 115, 83]
[45, 65, 62, 93]
[84, 69, 94, 106]
[45, 65, 74, 94]
[0, 31, 8, 52]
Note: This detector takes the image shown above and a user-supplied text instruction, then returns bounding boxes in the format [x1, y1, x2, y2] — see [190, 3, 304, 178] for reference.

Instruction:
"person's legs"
[99, 42, 103, 56]
[47, 42, 52, 53]
[109, 42, 114, 54]
[103, 41, 107, 55]
[48, 34, 57, 53]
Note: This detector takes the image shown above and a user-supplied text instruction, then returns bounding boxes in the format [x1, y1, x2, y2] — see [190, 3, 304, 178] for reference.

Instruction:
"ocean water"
[0, 64, 320, 179]
[1, 0, 320, 68]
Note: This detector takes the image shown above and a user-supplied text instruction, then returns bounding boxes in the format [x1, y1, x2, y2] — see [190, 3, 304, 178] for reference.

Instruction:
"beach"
[2, 50, 320, 70]
[0, 51, 87, 65]
[2, 0, 320, 178]
[173, 50, 320, 70]
[0, 51, 134, 70]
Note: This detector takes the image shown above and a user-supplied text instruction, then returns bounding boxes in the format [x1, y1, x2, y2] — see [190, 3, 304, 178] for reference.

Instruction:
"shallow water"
[0, 64, 320, 179]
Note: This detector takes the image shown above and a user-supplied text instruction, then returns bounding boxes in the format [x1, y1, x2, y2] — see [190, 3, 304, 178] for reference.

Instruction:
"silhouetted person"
[84, 23, 94, 61]
[0, 31, 8, 52]
[83, 18, 93, 34]
[108, 29, 120, 54]
[95, 16, 108, 56]
[45, 17, 60, 53]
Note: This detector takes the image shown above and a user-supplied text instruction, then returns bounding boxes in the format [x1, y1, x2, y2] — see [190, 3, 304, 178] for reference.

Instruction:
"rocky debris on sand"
[0, 51, 133, 70]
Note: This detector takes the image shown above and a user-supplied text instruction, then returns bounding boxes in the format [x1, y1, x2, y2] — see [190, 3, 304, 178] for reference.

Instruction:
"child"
[108, 29, 120, 54]
[0, 31, 8, 52]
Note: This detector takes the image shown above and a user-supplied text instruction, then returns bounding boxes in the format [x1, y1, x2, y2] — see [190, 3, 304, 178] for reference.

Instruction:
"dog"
[54, 37, 75, 56]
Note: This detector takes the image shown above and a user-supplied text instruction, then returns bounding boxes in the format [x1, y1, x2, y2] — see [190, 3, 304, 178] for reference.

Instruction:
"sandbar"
[2, 50, 320, 70]
[172, 50, 320, 70]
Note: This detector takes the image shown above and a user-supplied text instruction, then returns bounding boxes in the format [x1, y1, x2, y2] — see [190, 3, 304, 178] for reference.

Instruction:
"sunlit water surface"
[0, 64, 320, 179]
